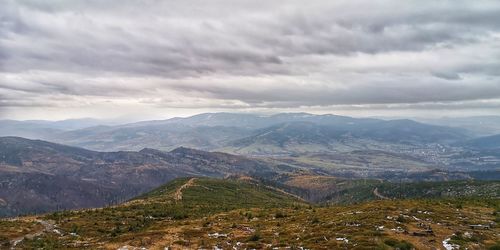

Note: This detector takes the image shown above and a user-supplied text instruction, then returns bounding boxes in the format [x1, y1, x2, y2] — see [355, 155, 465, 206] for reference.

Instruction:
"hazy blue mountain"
[461, 134, 500, 150]
[121, 112, 382, 129]
[358, 119, 468, 143]
[0, 113, 472, 154]
[27, 118, 121, 130]
[39, 113, 470, 153]
[124, 113, 270, 129]
[0, 120, 63, 139]
[0, 118, 117, 140]
[234, 122, 342, 146]
[417, 116, 500, 136]
[52, 124, 253, 151]
[225, 119, 468, 155]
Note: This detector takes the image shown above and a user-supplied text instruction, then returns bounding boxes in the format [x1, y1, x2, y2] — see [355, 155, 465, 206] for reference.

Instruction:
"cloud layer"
[1, 0, 500, 119]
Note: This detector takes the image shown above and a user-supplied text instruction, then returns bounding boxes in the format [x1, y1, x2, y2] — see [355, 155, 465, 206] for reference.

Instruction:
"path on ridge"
[373, 187, 390, 200]
[174, 178, 197, 201]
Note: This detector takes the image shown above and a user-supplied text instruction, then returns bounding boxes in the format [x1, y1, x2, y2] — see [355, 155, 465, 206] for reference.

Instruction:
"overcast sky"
[1, 0, 500, 121]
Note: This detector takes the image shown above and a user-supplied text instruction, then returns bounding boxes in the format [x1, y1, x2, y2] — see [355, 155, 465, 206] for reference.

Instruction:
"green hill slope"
[320, 180, 500, 205]
[0, 178, 499, 249]
[0, 178, 304, 248]
[131, 177, 305, 216]
[376, 180, 500, 199]
[0, 137, 298, 217]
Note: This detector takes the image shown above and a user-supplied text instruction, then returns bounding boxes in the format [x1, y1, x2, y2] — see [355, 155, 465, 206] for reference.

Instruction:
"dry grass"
[1, 178, 498, 249]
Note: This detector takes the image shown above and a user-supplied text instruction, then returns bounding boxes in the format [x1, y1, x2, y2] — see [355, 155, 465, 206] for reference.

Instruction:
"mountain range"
[461, 134, 500, 150]
[1, 113, 484, 154]
[0, 113, 499, 217]
[0, 136, 289, 217]
[1, 135, 497, 217]
[417, 116, 500, 136]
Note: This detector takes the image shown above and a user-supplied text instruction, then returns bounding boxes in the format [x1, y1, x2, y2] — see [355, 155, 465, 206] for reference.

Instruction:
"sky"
[1, 0, 500, 121]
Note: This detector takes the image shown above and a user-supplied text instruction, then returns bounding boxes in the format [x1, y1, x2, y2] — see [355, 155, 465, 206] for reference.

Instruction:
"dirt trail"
[373, 187, 390, 200]
[174, 178, 197, 201]
[264, 185, 307, 202]
[10, 219, 59, 249]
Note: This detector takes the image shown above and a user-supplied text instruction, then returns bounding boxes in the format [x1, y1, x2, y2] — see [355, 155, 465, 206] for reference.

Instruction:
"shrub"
[384, 238, 414, 250]
[245, 212, 253, 220]
[384, 239, 398, 246]
[0, 236, 10, 247]
[247, 233, 261, 242]
[396, 215, 407, 223]
[488, 244, 500, 250]
[395, 241, 414, 250]
[275, 211, 286, 218]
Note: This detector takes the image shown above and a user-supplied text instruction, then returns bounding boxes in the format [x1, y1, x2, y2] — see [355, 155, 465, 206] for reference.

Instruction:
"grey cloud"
[1, 0, 500, 119]
[2, 0, 499, 76]
[0, 91, 54, 108]
[330, 100, 500, 111]
[431, 72, 462, 81]
[165, 78, 500, 108]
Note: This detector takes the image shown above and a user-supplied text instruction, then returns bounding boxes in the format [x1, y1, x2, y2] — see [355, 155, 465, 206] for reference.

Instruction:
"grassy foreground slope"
[1, 178, 499, 249]
[0, 177, 305, 249]
[376, 180, 500, 200]
[265, 174, 500, 204]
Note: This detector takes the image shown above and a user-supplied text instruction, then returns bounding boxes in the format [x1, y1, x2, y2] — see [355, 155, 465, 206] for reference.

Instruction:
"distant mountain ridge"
[0, 118, 118, 140]
[0, 113, 470, 153]
[461, 133, 500, 150]
[418, 116, 500, 136]
[225, 119, 467, 155]
[122, 112, 389, 130]
[0, 136, 497, 217]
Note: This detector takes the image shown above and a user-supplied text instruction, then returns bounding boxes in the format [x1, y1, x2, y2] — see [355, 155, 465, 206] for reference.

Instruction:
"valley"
[3, 113, 499, 174]
[0, 113, 499, 249]
[3, 0, 500, 248]
[0, 133, 498, 218]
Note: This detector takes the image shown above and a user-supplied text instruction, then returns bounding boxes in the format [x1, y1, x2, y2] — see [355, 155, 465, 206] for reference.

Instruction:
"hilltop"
[131, 177, 305, 213]
[0, 177, 498, 249]
[0, 137, 293, 217]
[0, 177, 306, 249]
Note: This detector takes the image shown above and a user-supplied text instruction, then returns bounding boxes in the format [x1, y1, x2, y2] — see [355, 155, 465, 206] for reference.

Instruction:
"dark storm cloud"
[0, 0, 500, 119]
